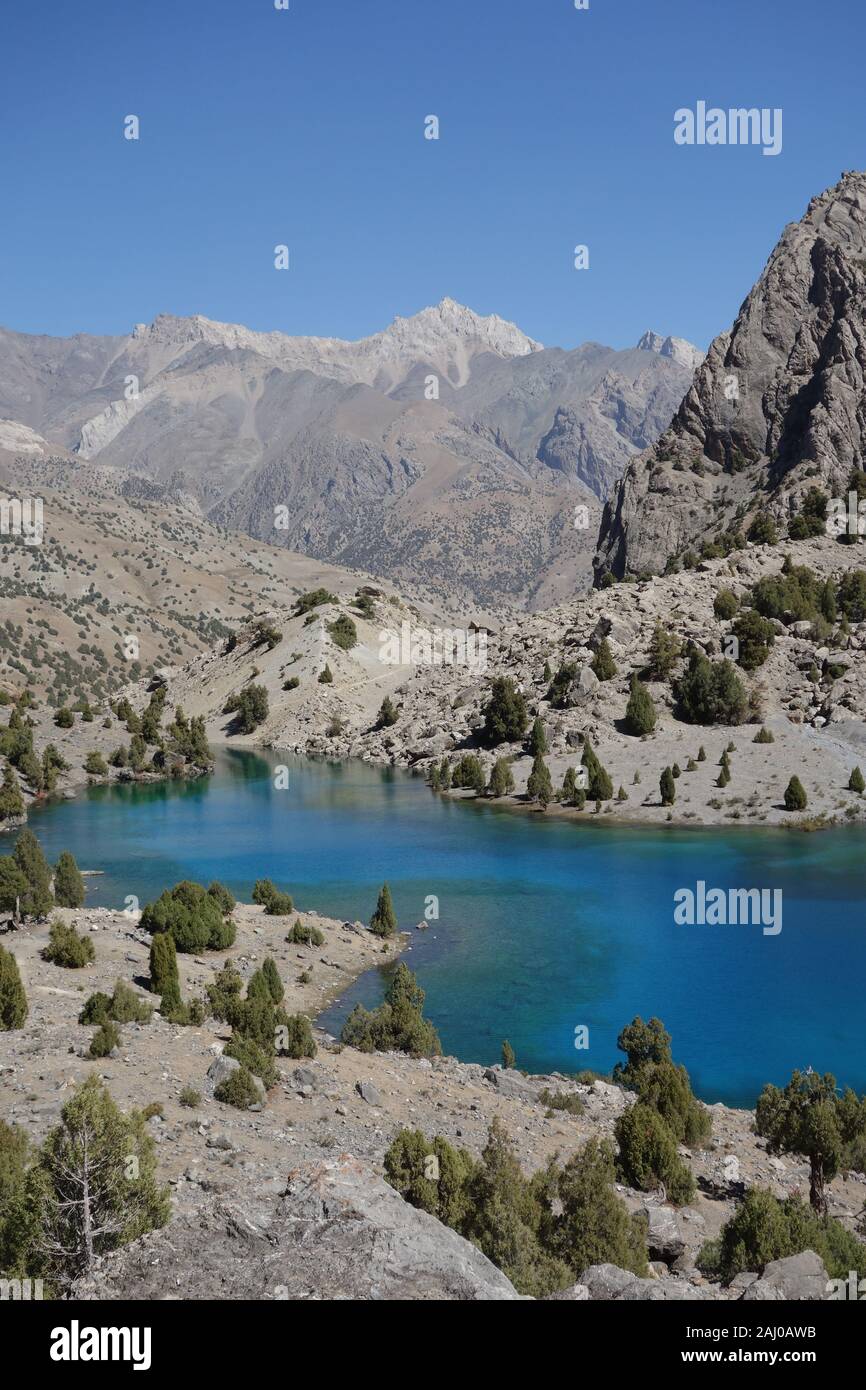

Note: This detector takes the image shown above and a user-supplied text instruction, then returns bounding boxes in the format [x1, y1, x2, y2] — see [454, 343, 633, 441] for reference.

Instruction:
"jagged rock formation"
[0, 305, 698, 608]
[597, 171, 866, 578]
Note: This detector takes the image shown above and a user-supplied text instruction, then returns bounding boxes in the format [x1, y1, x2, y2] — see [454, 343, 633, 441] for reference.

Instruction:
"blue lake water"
[14, 749, 866, 1108]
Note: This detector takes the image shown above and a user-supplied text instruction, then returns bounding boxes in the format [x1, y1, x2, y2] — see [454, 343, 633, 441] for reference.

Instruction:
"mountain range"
[0, 300, 700, 609]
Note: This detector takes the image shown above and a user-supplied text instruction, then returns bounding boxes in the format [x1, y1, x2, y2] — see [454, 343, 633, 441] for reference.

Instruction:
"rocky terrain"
[82, 529, 866, 830]
[598, 170, 866, 580]
[2, 902, 859, 1300]
[0, 301, 699, 609]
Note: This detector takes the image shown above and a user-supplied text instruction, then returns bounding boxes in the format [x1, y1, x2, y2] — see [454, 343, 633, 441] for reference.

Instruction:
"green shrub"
[293, 588, 337, 616]
[214, 1066, 261, 1109]
[327, 614, 357, 651]
[286, 918, 325, 946]
[318, 665, 333, 684]
[753, 727, 775, 743]
[0, 944, 28, 1029]
[141, 881, 236, 952]
[277, 1013, 317, 1059]
[377, 697, 399, 728]
[713, 589, 739, 620]
[451, 753, 485, 793]
[615, 1102, 695, 1204]
[501, 1039, 516, 1069]
[207, 881, 235, 915]
[748, 512, 779, 545]
[224, 683, 269, 734]
[224, 1034, 278, 1088]
[341, 963, 441, 1057]
[704, 1188, 866, 1283]
[41, 919, 95, 968]
[179, 1087, 201, 1108]
[88, 1020, 120, 1058]
[646, 623, 681, 679]
[848, 767, 865, 794]
[675, 650, 747, 725]
[731, 609, 775, 671]
[84, 751, 109, 777]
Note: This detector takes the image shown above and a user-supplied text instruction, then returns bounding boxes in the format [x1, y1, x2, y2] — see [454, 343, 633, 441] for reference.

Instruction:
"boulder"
[70, 1156, 524, 1301]
[739, 1251, 830, 1301]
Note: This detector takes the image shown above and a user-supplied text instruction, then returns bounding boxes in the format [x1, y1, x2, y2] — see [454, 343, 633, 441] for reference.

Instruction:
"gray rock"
[356, 1079, 382, 1107]
[69, 1155, 524, 1301]
[740, 1251, 830, 1301]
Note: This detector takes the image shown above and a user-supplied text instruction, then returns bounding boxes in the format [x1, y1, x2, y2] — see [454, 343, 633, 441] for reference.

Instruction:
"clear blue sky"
[1, 0, 863, 351]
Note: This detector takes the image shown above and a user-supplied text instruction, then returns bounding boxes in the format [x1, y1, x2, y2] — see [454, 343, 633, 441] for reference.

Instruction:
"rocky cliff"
[597, 171, 866, 578]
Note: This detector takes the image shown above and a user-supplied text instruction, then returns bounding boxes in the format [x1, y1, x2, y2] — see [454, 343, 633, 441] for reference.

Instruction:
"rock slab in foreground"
[71, 1155, 523, 1301]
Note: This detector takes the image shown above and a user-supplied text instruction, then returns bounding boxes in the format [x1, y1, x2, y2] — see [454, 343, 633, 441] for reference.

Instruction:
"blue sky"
[1, 0, 863, 351]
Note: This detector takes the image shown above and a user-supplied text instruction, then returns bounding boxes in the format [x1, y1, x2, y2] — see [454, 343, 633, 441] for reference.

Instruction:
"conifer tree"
[149, 931, 179, 998]
[527, 717, 548, 756]
[0, 764, 24, 822]
[0, 944, 27, 1030]
[591, 638, 617, 682]
[526, 753, 553, 807]
[624, 675, 656, 736]
[581, 739, 613, 801]
[13, 830, 53, 918]
[784, 776, 807, 811]
[848, 766, 865, 794]
[53, 851, 85, 909]
[660, 767, 676, 806]
[487, 757, 515, 798]
[370, 882, 397, 937]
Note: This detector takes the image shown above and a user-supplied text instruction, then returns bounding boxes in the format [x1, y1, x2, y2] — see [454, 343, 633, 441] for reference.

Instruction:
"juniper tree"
[659, 767, 676, 806]
[527, 717, 548, 756]
[53, 851, 85, 909]
[755, 1070, 866, 1215]
[848, 766, 865, 794]
[0, 861, 27, 926]
[784, 776, 807, 811]
[36, 1075, 170, 1284]
[370, 882, 397, 937]
[13, 830, 53, 919]
[581, 738, 613, 801]
[377, 696, 399, 728]
[591, 638, 617, 682]
[0, 944, 27, 1030]
[0, 764, 24, 822]
[526, 753, 553, 807]
[41, 919, 95, 968]
[501, 1039, 516, 1069]
[624, 676, 656, 736]
[481, 677, 528, 747]
[646, 623, 681, 680]
[486, 756, 515, 798]
[149, 930, 179, 998]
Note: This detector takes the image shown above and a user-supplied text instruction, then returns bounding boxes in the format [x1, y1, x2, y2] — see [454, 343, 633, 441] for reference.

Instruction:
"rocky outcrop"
[70, 1155, 523, 1301]
[597, 171, 866, 578]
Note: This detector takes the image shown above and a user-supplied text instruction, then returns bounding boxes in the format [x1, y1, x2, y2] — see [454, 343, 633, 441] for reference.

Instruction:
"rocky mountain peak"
[636, 330, 704, 371]
[597, 170, 866, 578]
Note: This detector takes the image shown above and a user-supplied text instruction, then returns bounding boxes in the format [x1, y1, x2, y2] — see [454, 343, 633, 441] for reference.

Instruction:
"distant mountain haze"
[0, 299, 700, 608]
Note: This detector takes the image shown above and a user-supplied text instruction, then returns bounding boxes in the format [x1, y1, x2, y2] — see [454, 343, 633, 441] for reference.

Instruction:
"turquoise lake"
[14, 749, 866, 1108]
